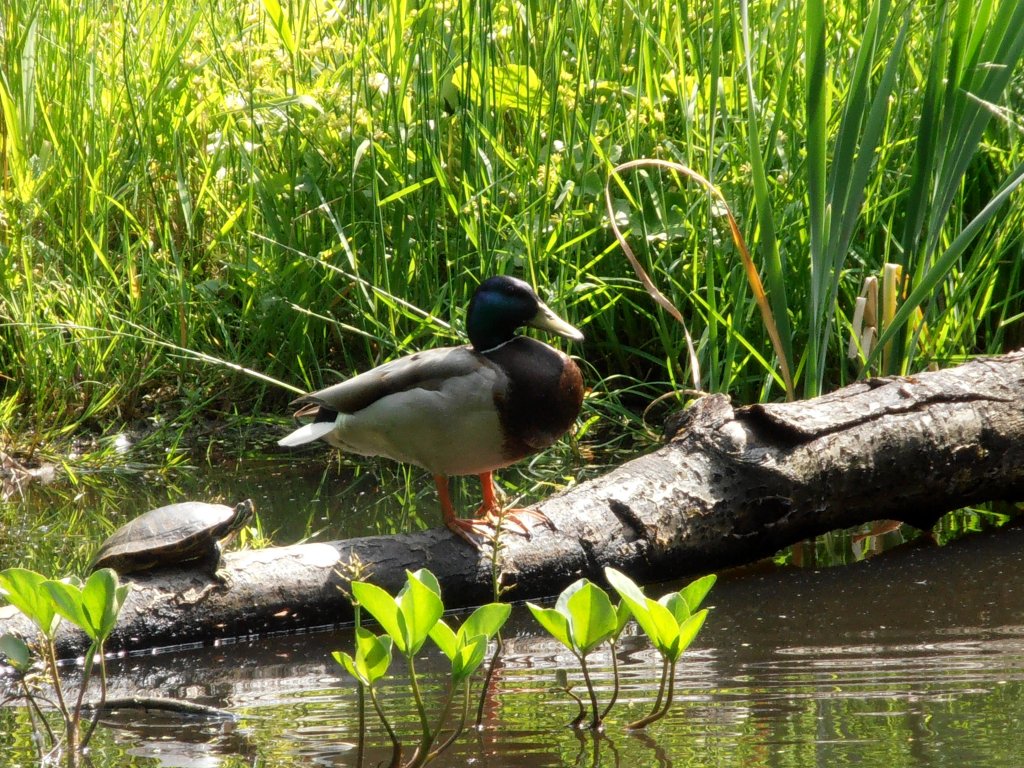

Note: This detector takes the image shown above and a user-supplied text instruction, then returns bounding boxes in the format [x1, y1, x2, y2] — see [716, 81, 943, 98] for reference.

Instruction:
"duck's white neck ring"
[476, 337, 517, 355]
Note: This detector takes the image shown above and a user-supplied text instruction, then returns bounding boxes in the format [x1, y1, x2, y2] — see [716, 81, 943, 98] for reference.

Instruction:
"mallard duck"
[279, 275, 585, 545]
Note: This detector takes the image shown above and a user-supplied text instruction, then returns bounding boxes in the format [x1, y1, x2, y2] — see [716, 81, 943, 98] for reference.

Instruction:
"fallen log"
[2, 350, 1022, 658]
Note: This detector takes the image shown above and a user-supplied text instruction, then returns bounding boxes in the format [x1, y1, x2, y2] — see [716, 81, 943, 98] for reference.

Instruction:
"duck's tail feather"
[278, 421, 337, 447]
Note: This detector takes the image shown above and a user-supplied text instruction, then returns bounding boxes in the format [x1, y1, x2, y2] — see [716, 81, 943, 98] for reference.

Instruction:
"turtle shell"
[91, 499, 253, 575]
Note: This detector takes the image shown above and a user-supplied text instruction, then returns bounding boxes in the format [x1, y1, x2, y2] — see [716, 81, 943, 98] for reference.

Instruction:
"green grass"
[1, 0, 1022, 454]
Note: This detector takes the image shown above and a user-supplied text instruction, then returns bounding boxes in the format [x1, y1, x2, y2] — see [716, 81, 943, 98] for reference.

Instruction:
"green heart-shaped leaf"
[352, 581, 405, 653]
[566, 581, 617, 654]
[451, 634, 488, 682]
[409, 568, 442, 597]
[645, 597, 680, 657]
[332, 650, 364, 684]
[0, 568, 60, 637]
[668, 608, 709, 662]
[429, 618, 458, 660]
[527, 604, 573, 651]
[334, 628, 394, 685]
[612, 600, 632, 639]
[679, 574, 716, 613]
[0, 633, 32, 672]
[605, 568, 659, 645]
[355, 627, 393, 682]
[397, 572, 443, 654]
[658, 592, 691, 624]
[42, 580, 92, 639]
[459, 603, 510, 643]
[554, 578, 587, 616]
[81, 568, 128, 641]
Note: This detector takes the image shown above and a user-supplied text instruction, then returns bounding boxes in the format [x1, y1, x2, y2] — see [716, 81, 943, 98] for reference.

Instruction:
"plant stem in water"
[406, 655, 436, 766]
[474, 641, 502, 728]
[577, 653, 602, 730]
[81, 644, 108, 748]
[627, 657, 678, 729]
[599, 640, 620, 721]
[428, 681, 468, 760]
[369, 685, 402, 768]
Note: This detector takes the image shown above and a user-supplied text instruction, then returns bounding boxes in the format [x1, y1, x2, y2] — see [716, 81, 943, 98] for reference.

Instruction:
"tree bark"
[2, 350, 1022, 658]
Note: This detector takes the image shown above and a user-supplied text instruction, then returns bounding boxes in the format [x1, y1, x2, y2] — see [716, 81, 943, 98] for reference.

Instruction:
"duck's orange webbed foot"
[435, 473, 554, 548]
[474, 505, 553, 537]
[474, 472, 554, 538]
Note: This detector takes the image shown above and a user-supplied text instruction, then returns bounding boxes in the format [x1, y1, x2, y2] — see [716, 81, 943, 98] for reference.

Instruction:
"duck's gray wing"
[290, 345, 493, 415]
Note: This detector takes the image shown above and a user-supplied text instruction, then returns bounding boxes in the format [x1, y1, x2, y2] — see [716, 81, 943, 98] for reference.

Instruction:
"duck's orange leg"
[435, 474, 487, 548]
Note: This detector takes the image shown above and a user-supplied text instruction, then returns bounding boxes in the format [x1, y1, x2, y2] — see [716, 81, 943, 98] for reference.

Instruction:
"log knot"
[608, 497, 651, 545]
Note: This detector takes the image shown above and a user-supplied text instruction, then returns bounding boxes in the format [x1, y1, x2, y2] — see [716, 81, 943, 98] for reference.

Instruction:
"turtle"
[90, 499, 254, 578]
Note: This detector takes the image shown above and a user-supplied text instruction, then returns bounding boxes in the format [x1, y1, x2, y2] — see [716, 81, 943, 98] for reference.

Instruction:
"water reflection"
[96, 705, 258, 768]
[5, 524, 1023, 767]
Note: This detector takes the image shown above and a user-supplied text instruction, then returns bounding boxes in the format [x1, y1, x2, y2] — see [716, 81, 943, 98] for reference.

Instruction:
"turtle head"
[229, 499, 255, 532]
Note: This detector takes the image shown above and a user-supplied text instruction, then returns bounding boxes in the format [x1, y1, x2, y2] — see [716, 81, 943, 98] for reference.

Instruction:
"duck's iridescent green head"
[466, 276, 584, 352]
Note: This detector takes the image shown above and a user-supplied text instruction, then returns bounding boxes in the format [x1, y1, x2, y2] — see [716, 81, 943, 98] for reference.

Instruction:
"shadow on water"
[4, 521, 1024, 766]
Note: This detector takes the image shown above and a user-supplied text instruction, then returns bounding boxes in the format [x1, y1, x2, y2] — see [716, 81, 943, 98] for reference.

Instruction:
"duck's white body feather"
[279, 346, 510, 475]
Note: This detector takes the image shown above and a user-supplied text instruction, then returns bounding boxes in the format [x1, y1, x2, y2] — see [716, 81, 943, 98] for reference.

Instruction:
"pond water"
[2, 451, 1023, 766]
[4, 524, 1024, 767]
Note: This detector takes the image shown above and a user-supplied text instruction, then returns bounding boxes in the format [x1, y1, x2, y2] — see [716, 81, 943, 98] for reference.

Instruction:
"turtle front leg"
[199, 541, 231, 585]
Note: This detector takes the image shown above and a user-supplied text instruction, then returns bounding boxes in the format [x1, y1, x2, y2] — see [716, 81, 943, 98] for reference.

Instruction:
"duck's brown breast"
[486, 337, 584, 462]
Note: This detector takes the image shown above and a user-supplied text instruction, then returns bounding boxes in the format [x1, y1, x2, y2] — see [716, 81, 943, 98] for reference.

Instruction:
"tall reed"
[1, 0, 1021, 450]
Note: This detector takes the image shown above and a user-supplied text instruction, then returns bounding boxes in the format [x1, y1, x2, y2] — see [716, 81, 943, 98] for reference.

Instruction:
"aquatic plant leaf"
[410, 568, 442, 597]
[333, 629, 393, 685]
[81, 568, 128, 641]
[396, 571, 443, 654]
[451, 634, 488, 682]
[527, 604, 572, 651]
[604, 568, 660, 645]
[669, 609, 709, 662]
[658, 592, 691, 624]
[0, 633, 31, 672]
[429, 618, 458, 660]
[554, 578, 587, 616]
[613, 601, 632, 638]
[603, 568, 645, 606]
[46, 570, 123, 641]
[460, 603, 511, 643]
[0, 568, 60, 637]
[355, 627, 393, 682]
[679, 574, 717, 613]
[566, 582, 617, 654]
[645, 597, 680, 656]
[351, 581, 406, 653]
[42, 580, 93, 639]
[333, 651, 365, 684]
